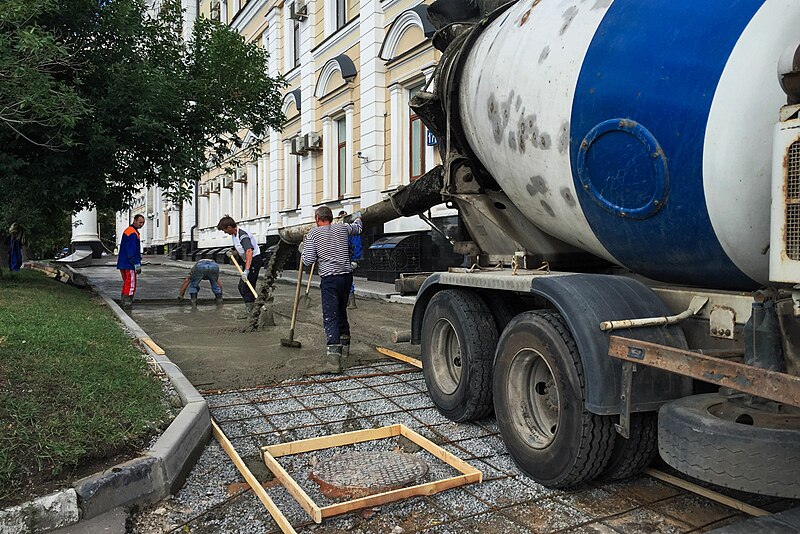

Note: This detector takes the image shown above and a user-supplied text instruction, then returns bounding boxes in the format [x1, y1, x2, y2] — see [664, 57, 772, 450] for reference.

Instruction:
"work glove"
[350, 261, 359, 270]
[226, 248, 237, 259]
[134, 263, 142, 274]
[241, 269, 249, 282]
[352, 210, 362, 220]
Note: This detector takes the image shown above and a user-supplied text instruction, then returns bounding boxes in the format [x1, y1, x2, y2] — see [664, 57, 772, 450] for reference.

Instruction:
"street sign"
[426, 130, 437, 146]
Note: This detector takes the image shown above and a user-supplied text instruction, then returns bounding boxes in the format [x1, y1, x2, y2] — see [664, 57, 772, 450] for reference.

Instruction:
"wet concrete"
[81, 262, 419, 390]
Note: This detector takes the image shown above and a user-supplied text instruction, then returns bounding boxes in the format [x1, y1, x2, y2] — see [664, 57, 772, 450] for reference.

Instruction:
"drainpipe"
[189, 180, 199, 255]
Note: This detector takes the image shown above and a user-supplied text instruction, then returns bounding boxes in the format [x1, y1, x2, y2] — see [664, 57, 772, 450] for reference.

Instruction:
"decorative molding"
[314, 54, 358, 98]
[379, 5, 434, 60]
[282, 88, 302, 115]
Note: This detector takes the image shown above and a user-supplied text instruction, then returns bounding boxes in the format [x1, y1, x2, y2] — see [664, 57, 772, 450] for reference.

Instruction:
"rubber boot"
[321, 345, 342, 374]
[215, 294, 223, 308]
[120, 295, 132, 309]
[190, 294, 198, 310]
[237, 302, 254, 319]
[340, 335, 350, 359]
[347, 293, 357, 309]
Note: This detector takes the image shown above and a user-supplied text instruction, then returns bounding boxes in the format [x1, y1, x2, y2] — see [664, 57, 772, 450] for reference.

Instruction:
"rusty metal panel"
[608, 336, 800, 407]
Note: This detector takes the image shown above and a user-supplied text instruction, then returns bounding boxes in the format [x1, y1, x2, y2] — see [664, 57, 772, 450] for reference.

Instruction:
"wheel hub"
[429, 318, 462, 395]
[507, 348, 560, 449]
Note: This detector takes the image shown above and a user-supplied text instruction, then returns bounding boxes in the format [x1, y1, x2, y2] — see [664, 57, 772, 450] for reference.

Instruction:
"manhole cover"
[310, 451, 428, 499]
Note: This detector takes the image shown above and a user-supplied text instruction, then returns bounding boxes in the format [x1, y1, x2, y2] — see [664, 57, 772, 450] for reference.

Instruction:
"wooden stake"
[212, 420, 298, 533]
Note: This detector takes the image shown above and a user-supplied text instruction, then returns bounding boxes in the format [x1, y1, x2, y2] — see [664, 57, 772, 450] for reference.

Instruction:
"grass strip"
[0, 269, 169, 505]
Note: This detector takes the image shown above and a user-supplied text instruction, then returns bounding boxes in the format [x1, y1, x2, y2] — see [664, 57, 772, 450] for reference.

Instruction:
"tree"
[0, 0, 285, 257]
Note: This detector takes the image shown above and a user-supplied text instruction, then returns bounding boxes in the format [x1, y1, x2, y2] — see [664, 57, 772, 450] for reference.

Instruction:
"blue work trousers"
[189, 262, 221, 297]
[320, 273, 352, 345]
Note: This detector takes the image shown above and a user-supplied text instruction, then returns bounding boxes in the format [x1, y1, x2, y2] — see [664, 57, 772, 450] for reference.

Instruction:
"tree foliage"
[0, 0, 285, 256]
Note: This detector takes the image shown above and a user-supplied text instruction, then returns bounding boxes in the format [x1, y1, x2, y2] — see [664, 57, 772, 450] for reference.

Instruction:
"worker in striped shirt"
[301, 206, 363, 374]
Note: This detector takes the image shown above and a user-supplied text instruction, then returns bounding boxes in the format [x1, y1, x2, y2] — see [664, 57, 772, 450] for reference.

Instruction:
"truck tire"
[659, 394, 800, 498]
[493, 310, 615, 487]
[421, 289, 497, 422]
[599, 412, 659, 481]
[478, 290, 523, 334]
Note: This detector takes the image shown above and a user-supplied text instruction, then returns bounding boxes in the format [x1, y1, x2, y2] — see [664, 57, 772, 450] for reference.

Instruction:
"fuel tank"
[455, 0, 800, 290]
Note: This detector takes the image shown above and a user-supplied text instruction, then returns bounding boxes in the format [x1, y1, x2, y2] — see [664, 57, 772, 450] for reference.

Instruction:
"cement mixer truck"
[281, 0, 800, 497]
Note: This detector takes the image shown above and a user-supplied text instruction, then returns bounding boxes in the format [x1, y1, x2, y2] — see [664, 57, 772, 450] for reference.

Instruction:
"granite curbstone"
[0, 490, 79, 534]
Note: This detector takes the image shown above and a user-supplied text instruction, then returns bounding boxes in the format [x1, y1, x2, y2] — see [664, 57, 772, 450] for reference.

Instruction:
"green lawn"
[0, 269, 169, 505]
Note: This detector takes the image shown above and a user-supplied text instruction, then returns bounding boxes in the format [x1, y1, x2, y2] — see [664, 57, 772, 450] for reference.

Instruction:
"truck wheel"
[478, 290, 523, 334]
[421, 289, 497, 422]
[659, 394, 800, 498]
[599, 412, 659, 481]
[493, 310, 615, 487]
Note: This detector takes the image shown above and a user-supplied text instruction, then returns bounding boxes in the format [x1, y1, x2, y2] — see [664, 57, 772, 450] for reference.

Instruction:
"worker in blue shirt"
[116, 214, 145, 309]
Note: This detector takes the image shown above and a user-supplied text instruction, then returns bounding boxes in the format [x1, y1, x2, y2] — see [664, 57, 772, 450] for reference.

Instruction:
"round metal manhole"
[309, 451, 428, 499]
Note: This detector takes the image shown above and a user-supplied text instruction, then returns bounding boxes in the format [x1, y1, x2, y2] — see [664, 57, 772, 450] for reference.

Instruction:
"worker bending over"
[217, 216, 262, 318]
[301, 206, 363, 373]
[178, 258, 223, 309]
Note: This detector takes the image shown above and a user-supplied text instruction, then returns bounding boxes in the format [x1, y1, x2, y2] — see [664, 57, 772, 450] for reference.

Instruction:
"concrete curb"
[0, 277, 210, 533]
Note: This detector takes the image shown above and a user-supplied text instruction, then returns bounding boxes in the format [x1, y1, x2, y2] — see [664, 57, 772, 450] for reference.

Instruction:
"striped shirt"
[301, 219, 363, 277]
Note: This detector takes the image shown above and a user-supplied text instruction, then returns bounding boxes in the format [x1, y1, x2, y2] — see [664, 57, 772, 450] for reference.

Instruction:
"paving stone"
[601, 476, 682, 506]
[555, 487, 640, 520]
[500, 497, 593, 533]
[650, 493, 739, 529]
[423, 512, 537, 533]
[604, 506, 692, 533]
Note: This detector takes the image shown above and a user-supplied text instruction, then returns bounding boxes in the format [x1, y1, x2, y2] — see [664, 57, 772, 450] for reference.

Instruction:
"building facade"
[118, 0, 460, 277]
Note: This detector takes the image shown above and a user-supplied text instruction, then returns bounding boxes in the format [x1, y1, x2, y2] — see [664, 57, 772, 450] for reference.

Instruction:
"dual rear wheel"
[421, 290, 656, 487]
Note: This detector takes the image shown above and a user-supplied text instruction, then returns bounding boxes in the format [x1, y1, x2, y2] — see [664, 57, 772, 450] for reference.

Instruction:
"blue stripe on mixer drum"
[569, 0, 763, 290]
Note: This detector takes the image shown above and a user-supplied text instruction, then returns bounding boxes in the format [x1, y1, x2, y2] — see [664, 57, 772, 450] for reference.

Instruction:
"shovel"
[301, 263, 316, 308]
[281, 261, 304, 348]
[229, 254, 259, 299]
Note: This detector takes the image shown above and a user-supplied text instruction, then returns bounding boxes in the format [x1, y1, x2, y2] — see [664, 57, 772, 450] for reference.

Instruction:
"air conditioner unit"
[210, 179, 221, 193]
[305, 132, 322, 152]
[222, 175, 234, 189]
[290, 135, 308, 155]
[233, 169, 247, 183]
[289, 0, 307, 21]
[199, 184, 210, 197]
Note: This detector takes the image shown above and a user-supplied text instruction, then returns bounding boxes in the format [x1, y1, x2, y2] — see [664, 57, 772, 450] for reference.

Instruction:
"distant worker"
[217, 215, 262, 317]
[117, 214, 145, 309]
[302, 206, 363, 373]
[178, 259, 223, 310]
[338, 211, 363, 309]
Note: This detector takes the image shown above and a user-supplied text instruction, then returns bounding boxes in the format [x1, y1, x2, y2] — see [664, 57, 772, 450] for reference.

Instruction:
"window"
[337, 119, 347, 198]
[409, 113, 425, 181]
[211, 0, 221, 21]
[292, 15, 300, 69]
[408, 84, 426, 182]
[336, 0, 347, 29]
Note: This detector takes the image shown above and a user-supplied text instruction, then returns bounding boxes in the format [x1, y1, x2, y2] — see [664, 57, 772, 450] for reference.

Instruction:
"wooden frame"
[261, 424, 482, 523]
[212, 420, 298, 534]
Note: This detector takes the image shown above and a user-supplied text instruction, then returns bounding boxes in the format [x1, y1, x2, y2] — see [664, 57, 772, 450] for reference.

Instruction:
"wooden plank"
[608, 336, 800, 407]
[643, 469, 770, 517]
[375, 347, 422, 369]
[320, 474, 479, 518]
[262, 449, 322, 523]
[211, 420, 298, 533]
[398, 425, 482, 479]
[264, 425, 401, 457]
[141, 336, 166, 355]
